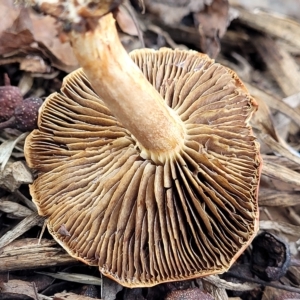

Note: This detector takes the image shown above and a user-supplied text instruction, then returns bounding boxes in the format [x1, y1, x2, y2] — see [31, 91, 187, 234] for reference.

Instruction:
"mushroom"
[24, 11, 262, 287]
[0, 97, 43, 131]
[0, 76, 23, 122]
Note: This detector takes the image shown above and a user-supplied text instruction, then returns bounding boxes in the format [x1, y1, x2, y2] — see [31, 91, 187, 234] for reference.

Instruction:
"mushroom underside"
[25, 48, 261, 287]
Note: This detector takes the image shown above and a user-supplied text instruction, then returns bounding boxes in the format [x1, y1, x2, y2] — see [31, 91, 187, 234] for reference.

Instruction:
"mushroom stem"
[69, 13, 185, 163]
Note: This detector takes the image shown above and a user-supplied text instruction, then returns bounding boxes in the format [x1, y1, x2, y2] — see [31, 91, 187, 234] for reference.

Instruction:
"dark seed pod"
[14, 97, 43, 131]
[251, 232, 291, 281]
[0, 85, 23, 122]
[0, 97, 43, 132]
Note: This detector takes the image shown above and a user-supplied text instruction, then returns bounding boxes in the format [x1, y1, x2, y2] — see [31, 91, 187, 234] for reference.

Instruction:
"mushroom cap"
[25, 48, 262, 287]
[14, 97, 43, 131]
[0, 85, 23, 122]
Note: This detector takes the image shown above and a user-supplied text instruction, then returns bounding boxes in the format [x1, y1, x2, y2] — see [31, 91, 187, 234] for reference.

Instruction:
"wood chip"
[255, 36, 300, 97]
[262, 161, 300, 191]
[259, 188, 300, 207]
[0, 161, 33, 192]
[260, 220, 300, 236]
[0, 199, 33, 218]
[246, 83, 300, 128]
[0, 279, 39, 300]
[236, 7, 300, 50]
[0, 213, 44, 249]
[0, 238, 77, 271]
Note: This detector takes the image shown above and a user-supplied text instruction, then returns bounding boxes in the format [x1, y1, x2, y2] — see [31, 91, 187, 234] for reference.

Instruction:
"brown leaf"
[0, 0, 78, 72]
[0, 0, 22, 33]
[30, 12, 78, 71]
[194, 0, 230, 58]
[144, 0, 213, 25]
[0, 6, 34, 55]
[115, 5, 138, 36]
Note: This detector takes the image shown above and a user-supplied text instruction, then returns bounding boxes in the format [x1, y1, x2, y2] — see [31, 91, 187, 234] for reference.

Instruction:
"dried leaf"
[194, 0, 230, 58]
[30, 12, 78, 72]
[144, 0, 213, 25]
[249, 93, 295, 157]
[0, 1, 33, 55]
[247, 84, 300, 146]
[287, 267, 300, 287]
[0, 0, 24, 33]
[0, 0, 78, 72]
[275, 92, 300, 139]
[116, 5, 138, 36]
